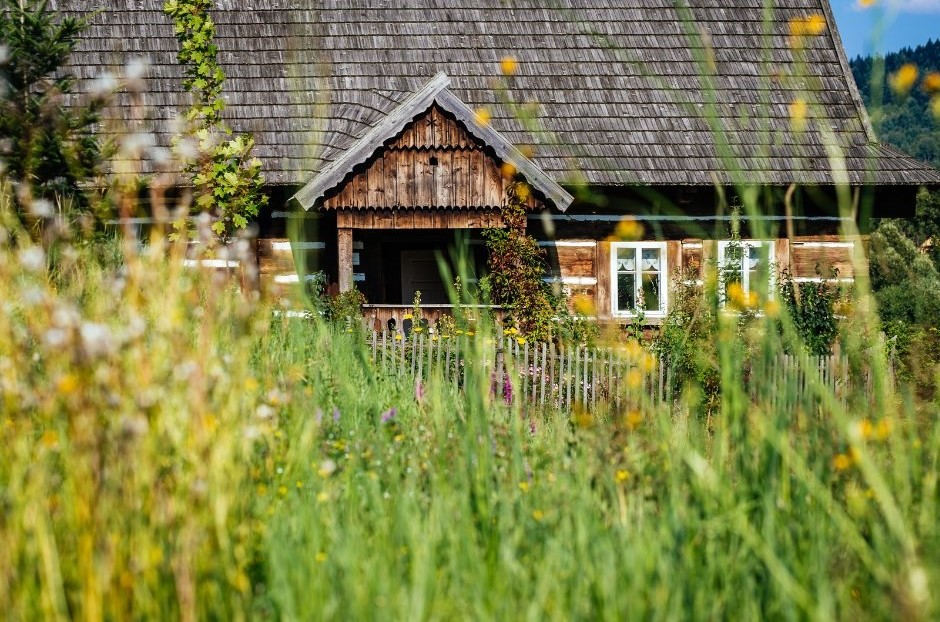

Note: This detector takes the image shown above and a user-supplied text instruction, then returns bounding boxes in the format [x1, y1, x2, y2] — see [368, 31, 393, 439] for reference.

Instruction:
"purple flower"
[381, 407, 397, 423]
[332, 407, 341, 423]
[315, 408, 324, 424]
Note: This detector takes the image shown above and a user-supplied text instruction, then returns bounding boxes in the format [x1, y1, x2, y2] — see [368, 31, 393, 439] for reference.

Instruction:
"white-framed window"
[717, 240, 775, 305]
[610, 242, 667, 317]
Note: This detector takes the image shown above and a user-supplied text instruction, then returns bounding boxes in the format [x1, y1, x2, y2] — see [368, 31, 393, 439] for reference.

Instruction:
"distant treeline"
[850, 39, 940, 166]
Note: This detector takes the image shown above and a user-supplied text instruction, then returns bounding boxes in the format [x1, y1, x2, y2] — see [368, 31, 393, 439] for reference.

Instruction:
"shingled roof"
[53, 0, 940, 188]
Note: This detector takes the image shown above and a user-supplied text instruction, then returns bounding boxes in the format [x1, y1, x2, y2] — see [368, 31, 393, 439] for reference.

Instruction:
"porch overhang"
[291, 72, 574, 213]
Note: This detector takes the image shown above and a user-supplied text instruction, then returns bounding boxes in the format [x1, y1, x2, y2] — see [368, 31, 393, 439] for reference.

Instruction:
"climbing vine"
[163, 0, 266, 240]
[482, 180, 558, 341]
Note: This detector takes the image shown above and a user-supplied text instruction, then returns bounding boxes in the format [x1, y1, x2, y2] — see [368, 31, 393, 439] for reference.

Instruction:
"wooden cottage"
[57, 0, 940, 326]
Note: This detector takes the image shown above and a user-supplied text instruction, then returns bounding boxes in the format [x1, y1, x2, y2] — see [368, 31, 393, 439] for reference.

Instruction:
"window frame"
[716, 239, 776, 306]
[609, 241, 669, 318]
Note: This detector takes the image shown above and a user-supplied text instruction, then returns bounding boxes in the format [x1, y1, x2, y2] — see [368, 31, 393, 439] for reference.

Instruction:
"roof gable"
[293, 73, 574, 211]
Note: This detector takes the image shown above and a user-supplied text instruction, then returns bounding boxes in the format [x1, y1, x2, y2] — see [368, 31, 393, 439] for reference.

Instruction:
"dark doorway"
[401, 250, 449, 304]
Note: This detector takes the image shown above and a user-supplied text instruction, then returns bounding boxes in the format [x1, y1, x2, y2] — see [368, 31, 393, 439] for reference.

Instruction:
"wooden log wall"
[321, 104, 542, 211]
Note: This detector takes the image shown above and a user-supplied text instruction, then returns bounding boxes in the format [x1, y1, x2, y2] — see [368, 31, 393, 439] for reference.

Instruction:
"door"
[400, 250, 448, 304]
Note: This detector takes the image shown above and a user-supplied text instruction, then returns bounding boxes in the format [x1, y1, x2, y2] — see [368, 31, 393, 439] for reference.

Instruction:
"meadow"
[0, 188, 938, 621]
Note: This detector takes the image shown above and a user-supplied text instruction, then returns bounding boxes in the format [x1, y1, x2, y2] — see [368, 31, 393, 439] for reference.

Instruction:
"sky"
[831, 0, 940, 59]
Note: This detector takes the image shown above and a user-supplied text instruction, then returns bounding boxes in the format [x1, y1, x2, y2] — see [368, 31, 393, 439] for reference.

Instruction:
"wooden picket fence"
[370, 330, 670, 412]
[368, 330, 892, 414]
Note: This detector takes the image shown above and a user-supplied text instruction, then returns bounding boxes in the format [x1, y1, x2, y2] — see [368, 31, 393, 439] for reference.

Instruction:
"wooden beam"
[338, 227, 354, 292]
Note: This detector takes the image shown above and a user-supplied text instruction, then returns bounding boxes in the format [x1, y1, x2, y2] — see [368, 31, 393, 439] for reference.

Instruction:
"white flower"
[29, 199, 53, 218]
[18, 246, 45, 272]
[90, 72, 117, 98]
[125, 57, 148, 91]
[43, 328, 69, 349]
[256, 404, 275, 420]
[80, 322, 115, 358]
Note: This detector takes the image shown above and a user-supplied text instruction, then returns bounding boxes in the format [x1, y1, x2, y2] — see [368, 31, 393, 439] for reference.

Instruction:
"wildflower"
[245, 377, 259, 391]
[857, 0, 876, 7]
[277, 485, 288, 497]
[532, 509, 544, 521]
[475, 107, 492, 126]
[614, 217, 644, 241]
[789, 97, 808, 131]
[18, 246, 45, 272]
[833, 453, 852, 471]
[626, 368, 643, 389]
[80, 322, 115, 358]
[256, 404, 275, 420]
[500, 55, 518, 76]
[764, 299, 780, 317]
[572, 294, 595, 316]
[504, 328, 512, 335]
[615, 469, 630, 483]
[29, 199, 53, 218]
[318, 459, 337, 478]
[516, 337, 527, 345]
[501, 162, 517, 178]
[875, 418, 892, 441]
[316, 491, 329, 502]
[395, 333, 402, 341]
[923, 71, 940, 93]
[333, 407, 341, 423]
[727, 282, 746, 308]
[518, 481, 530, 493]
[56, 374, 79, 395]
[466, 331, 475, 337]
[789, 14, 826, 38]
[380, 407, 397, 423]
[889, 63, 919, 96]
[625, 410, 643, 430]
[315, 552, 328, 563]
[573, 406, 592, 428]
[41, 430, 59, 449]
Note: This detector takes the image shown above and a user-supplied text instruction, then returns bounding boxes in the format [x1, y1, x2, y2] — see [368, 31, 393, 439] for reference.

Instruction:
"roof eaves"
[433, 89, 574, 211]
[292, 72, 452, 210]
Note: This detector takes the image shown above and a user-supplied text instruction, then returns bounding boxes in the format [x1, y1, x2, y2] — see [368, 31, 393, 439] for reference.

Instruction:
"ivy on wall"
[163, 0, 266, 240]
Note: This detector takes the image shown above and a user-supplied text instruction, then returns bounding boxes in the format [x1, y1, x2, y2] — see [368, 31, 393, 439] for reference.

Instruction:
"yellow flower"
[889, 63, 919, 96]
[56, 374, 79, 395]
[501, 162, 517, 179]
[572, 294, 595, 316]
[475, 108, 492, 126]
[516, 182, 531, 201]
[500, 55, 518, 76]
[403, 313, 413, 320]
[41, 430, 59, 449]
[245, 377, 259, 391]
[466, 331, 475, 337]
[923, 72, 940, 93]
[857, 0, 876, 7]
[532, 509, 544, 521]
[789, 97, 808, 131]
[626, 368, 643, 389]
[503, 328, 512, 335]
[764, 299, 780, 318]
[431, 335, 439, 342]
[455, 329, 465, 335]
[789, 14, 826, 38]
[316, 551, 328, 563]
[277, 485, 288, 497]
[614, 217, 644, 241]
[414, 327, 423, 333]
[233, 571, 250, 593]
[931, 95, 940, 120]
[727, 282, 746, 308]
[518, 481, 530, 493]
[875, 418, 892, 441]
[316, 491, 329, 502]
[615, 469, 630, 483]
[516, 337, 527, 345]
[746, 291, 759, 308]
[395, 333, 402, 341]
[833, 453, 852, 471]
[510, 327, 519, 335]
[624, 410, 643, 430]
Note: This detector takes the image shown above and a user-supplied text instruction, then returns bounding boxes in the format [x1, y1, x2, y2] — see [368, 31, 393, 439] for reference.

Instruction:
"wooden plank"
[367, 155, 385, 208]
[338, 228, 354, 292]
[454, 150, 469, 208]
[791, 242, 856, 278]
[394, 211, 416, 229]
[557, 246, 595, 278]
[415, 151, 432, 207]
[469, 148, 485, 208]
[595, 241, 612, 320]
[439, 150, 454, 207]
[398, 148, 414, 207]
[775, 237, 790, 276]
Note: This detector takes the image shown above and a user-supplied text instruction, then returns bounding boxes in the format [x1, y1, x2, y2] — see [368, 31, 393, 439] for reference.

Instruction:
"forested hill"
[850, 39, 940, 166]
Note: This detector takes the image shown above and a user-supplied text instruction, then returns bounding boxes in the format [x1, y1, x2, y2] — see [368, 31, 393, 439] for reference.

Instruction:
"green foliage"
[327, 288, 366, 327]
[778, 270, 841, 356]
[653, 270, 720, 414]
[869, 221, 940, 327]
[0, 0, 105, 218]
[163, 0, 266, 240]
[481, 180, 558, 341]
[850, 39, 940, 166]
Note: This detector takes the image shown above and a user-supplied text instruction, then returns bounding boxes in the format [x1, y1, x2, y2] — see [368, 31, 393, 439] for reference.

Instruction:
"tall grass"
[0, 179, 938, 620]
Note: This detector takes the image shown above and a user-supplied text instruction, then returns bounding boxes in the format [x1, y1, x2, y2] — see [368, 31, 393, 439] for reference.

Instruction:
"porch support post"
[338, 227, 354, 292]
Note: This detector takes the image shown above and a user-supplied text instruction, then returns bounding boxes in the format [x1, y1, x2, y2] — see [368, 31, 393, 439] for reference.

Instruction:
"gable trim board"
[292, 73, 574, 212]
